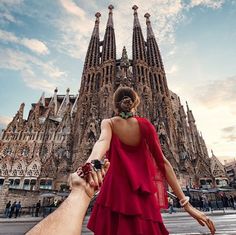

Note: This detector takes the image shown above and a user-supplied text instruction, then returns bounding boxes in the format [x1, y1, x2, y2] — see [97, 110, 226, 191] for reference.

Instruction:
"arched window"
[40, 179, 52, 189]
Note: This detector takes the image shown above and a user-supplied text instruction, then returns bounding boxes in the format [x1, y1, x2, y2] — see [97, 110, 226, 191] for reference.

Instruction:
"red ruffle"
[87, 204, 169, 235]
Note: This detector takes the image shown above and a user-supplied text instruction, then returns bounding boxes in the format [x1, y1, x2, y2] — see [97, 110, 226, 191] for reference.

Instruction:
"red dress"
[87, 116, 169, 235]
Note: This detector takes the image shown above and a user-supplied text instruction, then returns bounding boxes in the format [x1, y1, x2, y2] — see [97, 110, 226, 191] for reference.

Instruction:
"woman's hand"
[184, 203, 216, 235]
[68, 159, 110, 198]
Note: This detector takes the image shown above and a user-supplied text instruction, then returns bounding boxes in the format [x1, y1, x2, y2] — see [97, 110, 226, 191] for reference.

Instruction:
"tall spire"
[101, 5, 116, 62]
[144, 13, 154, 38]
[18, 103, 25, 129]
[92, 12, 101, 37]
[186, 101, 195, 123]
[132, 5, 146, 62]
[83, 12, 101, 70]
[38, 92, 45, 106]
[132, 5, 141, 28]
[144, 13, 163, 68]
[106, 4, 114, 27]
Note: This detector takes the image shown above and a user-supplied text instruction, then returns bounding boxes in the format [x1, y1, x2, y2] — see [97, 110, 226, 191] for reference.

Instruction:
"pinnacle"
[144, 13, 150, 19]
[132, 5, 138, 13]
[108, 4, 114, 11]
[95, 12, 101, 19]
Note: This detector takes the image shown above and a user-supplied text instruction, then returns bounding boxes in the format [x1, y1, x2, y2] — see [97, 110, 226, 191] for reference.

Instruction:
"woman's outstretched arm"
[26, 160, 110, 235]
[86, 119, 112, 162]
[146, 121, 215, 235]
[163, 157, 215, 234]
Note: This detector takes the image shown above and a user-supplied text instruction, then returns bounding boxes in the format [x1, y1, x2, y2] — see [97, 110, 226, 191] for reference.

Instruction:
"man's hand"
[68, 159, 110, 198]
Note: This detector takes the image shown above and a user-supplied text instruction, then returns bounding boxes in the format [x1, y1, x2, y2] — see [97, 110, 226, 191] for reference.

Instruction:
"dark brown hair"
[113, 86, 140, 114]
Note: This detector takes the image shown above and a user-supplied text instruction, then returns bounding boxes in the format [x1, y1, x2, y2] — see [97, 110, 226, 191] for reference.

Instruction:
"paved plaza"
[0, 211, 236, 235]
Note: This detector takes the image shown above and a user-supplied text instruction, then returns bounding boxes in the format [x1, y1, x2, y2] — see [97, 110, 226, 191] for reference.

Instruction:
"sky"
[0, 0, 235, 163]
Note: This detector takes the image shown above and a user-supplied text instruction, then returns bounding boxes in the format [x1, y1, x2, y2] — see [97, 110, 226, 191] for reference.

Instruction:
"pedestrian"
[229, 195, 234, 209]
[168, 197, 176, 214]
[4, 201, 11, 217]
[15, 201, 21, 218]
[9, 201, 16, 218]
[35, 200, 41, 217]
[223, 194, 229, 208]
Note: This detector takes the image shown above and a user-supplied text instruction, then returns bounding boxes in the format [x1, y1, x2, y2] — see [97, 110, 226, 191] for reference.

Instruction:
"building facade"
[224, 159, 236, 188]
[0, 5, 226, 210]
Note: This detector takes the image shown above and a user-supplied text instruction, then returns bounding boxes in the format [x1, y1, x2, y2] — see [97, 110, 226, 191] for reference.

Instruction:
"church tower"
[131, 6, 152, 119]
[99, 4, 116, 118]
[72, 6, 117, 166]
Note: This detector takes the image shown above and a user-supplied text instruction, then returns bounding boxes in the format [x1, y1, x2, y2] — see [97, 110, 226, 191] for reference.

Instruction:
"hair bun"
[113, 86, 140, 114]
[120, 96, 133, 112]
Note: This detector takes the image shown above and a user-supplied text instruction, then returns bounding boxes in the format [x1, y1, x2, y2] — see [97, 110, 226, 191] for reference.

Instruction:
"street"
[0, 212, 236, 235]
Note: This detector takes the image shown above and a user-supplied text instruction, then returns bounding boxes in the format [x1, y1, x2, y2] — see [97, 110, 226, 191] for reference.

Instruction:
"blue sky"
[0, 0, 235, 162]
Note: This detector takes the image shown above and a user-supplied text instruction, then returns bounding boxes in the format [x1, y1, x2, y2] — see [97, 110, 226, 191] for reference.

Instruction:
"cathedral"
[0, 5, 228, 206]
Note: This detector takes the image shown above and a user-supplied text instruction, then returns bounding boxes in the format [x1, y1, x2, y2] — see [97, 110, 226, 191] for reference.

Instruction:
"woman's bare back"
[109, 116, 141, 147]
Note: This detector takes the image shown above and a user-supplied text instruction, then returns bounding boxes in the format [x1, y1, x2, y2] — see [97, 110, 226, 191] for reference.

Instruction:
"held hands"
[184, 203, 216, 235]
[68, 159, 110, 199]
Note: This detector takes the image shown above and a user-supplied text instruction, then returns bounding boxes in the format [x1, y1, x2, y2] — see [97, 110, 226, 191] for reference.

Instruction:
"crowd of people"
[3, 198, 66, 218]
[167, 192, 236, 214]
[4, 201, 21, 218]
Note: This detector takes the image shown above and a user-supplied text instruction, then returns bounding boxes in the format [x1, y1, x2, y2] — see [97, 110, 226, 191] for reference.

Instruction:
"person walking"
[9, 201, 16, 218]
[229, 195, 235, 209]
[168, 197, 176, 214]
[35, 200, 41, 217]
[4, 201, 11, 217]
[15, 201, 21, 218]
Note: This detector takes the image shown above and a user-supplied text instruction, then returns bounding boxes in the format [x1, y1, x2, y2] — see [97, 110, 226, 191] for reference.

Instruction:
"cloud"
[222, 134, 236, 142]
[0, 48, 67, 92]
[221, 126, 235, 133]
[192, 76, 236, 111]
[166, 64, 178, 75]
[0, 115, 12, 136]
[0, 0, 23, 25]
[60, 0, 86, 19]
[189, 0, 225, 9]
[1, 0, 226, 60]
[0, 115, 12, 130]
[0, 29, 49, 55]
[221, 126, 236, 143]
[51, 0, 226, 60]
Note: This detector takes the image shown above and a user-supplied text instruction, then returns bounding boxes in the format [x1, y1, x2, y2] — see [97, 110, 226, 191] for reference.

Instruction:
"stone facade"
[0, 5, 226, 210]
[209, 150, 228, 188]
[0, 181, 41, 212]
[224, 159, 236, 188]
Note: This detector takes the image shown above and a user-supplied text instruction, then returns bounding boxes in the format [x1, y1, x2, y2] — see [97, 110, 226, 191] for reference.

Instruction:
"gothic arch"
[26, 161, 41, 177]
[11, 161, 26, 176]
[0, 162, 10, 176]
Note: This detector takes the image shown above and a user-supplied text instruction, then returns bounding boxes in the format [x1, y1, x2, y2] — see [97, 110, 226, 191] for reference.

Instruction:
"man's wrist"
[70, 187, 93, 200]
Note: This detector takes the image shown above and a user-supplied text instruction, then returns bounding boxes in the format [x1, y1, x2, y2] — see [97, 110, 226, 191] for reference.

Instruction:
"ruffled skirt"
[87, 203, 169, 235]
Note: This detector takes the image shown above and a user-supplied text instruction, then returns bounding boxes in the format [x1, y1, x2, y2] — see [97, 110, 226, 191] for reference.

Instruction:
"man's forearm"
[164, 161, 186, 200]
[26, 189, 91, 235]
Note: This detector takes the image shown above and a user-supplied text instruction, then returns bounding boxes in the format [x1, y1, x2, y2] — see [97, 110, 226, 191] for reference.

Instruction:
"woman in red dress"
[85, 86, 215, 235]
